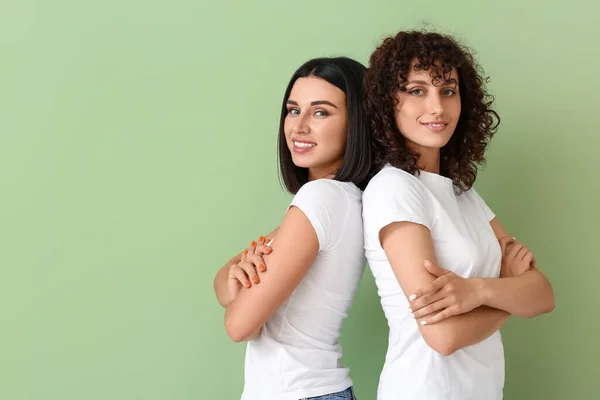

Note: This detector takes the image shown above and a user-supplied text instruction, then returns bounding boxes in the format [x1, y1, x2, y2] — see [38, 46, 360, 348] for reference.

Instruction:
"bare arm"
[480, 218, 555, 318]
[381, 221, 510, 356]
[213, 229, 277, 308]
[224, 207, 318, 342]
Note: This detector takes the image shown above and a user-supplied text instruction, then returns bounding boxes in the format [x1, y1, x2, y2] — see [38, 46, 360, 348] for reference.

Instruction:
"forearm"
[480, 270, 555, 318]
[213, 265, 231, 307]
[224, 297, 263, 342]
[425, 306, 509, 355]
[213, 254, 242, 307]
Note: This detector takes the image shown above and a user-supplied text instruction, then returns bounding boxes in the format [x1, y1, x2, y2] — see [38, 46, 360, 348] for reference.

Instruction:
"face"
[284, 76, 348, 180]
[394, 63, 461, 155]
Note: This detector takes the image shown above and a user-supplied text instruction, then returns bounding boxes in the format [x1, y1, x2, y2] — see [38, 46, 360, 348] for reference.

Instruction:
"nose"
[291, 112, 311, 135]
[426, 92, 445, 117]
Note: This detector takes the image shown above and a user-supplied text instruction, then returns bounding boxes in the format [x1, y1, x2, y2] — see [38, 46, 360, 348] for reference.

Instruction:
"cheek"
[318, 120, 347, 155]
[283, 117, 293, 138]
[335, 122, 349, 149]
[395, 108, 416, 131]
[396, 102, 420, 123]
[450, 99, 462, 120]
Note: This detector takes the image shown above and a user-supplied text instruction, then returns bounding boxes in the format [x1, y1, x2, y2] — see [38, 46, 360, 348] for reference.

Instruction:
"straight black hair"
[278, 57, 372, 193]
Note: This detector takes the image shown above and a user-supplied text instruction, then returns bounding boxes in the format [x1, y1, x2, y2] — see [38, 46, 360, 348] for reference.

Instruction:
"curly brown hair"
[364, 30, 500, 192]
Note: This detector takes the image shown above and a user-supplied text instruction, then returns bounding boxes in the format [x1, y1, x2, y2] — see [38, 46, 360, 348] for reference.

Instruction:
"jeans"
[300, 386, 356, 400]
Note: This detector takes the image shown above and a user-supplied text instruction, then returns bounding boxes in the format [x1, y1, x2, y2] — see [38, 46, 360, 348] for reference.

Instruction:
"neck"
[413, 147, 441, 174]
[308, 161, 342, 181]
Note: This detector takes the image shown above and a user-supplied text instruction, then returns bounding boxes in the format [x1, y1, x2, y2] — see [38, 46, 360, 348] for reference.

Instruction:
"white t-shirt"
[362, 165, 504, 400]
[241, 179, 365, 400]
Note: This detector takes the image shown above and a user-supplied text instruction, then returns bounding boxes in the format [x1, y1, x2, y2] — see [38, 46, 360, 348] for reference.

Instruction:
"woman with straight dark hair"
[213, 56, 370, 400]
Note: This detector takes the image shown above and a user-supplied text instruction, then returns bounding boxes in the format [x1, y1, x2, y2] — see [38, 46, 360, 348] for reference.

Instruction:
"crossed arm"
[380, 217, 554, 356]
[214, 207, 319, 342]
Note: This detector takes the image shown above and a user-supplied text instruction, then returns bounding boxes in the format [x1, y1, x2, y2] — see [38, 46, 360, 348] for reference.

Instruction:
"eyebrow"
[286, 100, 338, 108]
[406, 79, 458, 86]
[406, 80, 430, 85]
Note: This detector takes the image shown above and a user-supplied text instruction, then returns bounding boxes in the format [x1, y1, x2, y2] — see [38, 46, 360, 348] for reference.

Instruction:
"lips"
[421, 122, 448, 132]
[290, 136, 317, 154]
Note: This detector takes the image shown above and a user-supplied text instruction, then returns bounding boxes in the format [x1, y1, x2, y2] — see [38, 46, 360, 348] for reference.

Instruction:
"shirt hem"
[242, 378, 353, 400]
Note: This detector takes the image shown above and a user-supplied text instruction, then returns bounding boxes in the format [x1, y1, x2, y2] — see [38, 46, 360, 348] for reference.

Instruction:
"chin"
[421, 137, 453, 149]
[290, 156, 313, 169]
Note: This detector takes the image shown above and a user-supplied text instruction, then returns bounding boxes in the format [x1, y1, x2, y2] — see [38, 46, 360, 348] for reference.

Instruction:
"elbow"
[544, 284, 556, 313]
[224, 316, 246, 342]
[226, 327, 247, 343]
[522, 285, 556, 319]
[224, 312, 256, 343]
[429, 341, 458, 356]
[546, 296, 556, 313]
[423, 333, 459, 356]
[524, 296, 555, 319]
[433, 344, 458, 357]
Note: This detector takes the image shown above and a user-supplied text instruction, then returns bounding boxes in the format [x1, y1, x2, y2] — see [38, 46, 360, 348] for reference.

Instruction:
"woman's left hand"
[408, 260, 485, 324]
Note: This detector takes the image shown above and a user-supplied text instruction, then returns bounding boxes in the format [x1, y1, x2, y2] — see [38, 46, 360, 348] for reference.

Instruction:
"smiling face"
[283, 76, 348, 180]
[394, 63, 461, 158]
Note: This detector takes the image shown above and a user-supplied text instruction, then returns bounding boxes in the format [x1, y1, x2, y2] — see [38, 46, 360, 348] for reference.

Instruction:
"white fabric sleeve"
[362, 169, 431, 236]
[471, 188, 496, 222]
[288, 180, 350, 251]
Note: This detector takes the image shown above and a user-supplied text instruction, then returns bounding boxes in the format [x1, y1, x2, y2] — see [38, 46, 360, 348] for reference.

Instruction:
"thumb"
[424, 260, 447, 277]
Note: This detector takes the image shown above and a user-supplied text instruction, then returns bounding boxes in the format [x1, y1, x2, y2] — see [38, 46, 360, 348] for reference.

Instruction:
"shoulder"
[294, 179, 359, 208]
[363, 165, 426, 203]
[291, 180, 360, 251]
[462, 186, 495, 221]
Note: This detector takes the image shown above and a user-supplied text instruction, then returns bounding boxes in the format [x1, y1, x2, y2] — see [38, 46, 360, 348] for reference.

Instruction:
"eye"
[409, 88, 424, 95]
[442, 88, 457, 96]
[314, 110, 328, 117]
[288, 108, 300, 115]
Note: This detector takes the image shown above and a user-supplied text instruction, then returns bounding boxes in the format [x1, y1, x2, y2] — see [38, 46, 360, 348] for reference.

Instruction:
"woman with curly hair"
[361, 30, 555, 399]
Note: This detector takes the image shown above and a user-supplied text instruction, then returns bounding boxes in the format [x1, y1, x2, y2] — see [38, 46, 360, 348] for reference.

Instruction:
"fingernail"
[243, 250, 248, 255]
[258, 264, 266, 272]
[244, 282, 251, 288]
[250, 241, 256, 247]
[409, 313, 415, 318]
[409, 294, 417, 301]
[265, 248, 272, 254]
[424, 260, 431, 266]
[258, 236, 264, 242]
[420, 320, 428, 325]
[252, 276, 259, 284]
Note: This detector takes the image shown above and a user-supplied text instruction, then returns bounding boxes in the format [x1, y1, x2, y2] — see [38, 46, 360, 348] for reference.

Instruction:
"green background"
[1, 1, 597, 399]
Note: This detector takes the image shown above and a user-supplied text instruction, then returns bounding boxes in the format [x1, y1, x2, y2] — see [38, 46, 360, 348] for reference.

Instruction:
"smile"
[293, 141, 316, 148]
[421, 122, 448, 132]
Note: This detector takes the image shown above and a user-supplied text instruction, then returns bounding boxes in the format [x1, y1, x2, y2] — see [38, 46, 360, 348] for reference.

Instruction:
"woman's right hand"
[499, 237, 534, 278]
[227, 236, 272, 302]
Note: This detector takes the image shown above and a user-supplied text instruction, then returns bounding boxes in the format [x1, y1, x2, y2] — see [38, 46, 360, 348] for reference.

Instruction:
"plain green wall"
[1, 1, 598, 399]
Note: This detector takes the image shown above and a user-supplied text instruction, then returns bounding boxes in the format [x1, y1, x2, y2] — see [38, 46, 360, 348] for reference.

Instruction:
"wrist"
[475, 278, 492, 306]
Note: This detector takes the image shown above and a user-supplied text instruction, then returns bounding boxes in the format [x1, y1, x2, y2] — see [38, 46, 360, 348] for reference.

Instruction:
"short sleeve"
[470, 188, 496, 222]
[362, 168, 431, 236]
[288, 180, 351, 251]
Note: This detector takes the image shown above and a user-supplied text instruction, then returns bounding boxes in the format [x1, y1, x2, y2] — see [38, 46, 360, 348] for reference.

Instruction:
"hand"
[227, 236, 272, 302]
[499, 237, 534, 278]
[408, 260, 485, 325]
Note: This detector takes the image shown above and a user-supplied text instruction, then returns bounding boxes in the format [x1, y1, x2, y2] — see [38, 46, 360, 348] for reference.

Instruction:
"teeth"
[294, 141, 316, 148]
